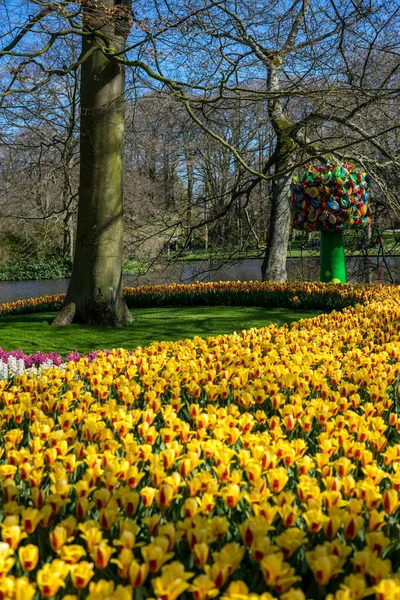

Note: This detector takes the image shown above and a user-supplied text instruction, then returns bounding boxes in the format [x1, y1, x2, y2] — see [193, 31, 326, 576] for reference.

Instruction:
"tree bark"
[261, 60, 294, 282]
[52, 0, 132, 327]
[261, 157, 291, 281]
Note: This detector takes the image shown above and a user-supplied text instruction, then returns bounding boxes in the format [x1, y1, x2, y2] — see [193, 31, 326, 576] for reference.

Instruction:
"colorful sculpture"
[291, 163, 371, 283]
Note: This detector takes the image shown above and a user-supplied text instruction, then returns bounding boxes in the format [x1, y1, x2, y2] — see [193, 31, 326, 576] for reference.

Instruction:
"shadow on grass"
[0, 306, 323, 356]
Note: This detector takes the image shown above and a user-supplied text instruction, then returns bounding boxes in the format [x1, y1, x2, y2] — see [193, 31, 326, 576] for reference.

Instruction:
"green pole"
[320, 230, 347, 283]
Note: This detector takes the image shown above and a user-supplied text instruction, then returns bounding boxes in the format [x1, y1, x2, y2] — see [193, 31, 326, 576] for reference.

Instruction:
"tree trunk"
[261, 159, 291, 281]
[63, 211, 74, 260]
[261, 60, 294, 282]
[185, 152, 194, 229]
[52, 0, 132, 327]
[363, 222, 373, 283]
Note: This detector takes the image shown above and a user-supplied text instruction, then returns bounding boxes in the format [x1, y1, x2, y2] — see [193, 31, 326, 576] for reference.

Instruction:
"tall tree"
[53, 0, 132, 325]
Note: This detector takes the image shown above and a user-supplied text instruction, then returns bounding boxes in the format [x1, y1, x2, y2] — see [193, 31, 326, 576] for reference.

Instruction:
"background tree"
[139, 0, 400, 280]
[0, 0, 399, 311]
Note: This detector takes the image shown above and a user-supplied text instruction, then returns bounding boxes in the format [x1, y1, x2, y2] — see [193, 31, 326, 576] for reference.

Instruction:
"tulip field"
[1, 282, 400, 599]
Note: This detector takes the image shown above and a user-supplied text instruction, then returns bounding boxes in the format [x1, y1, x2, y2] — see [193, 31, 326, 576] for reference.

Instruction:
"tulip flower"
[204, 562, 230, 589]
[364, 531, 390, 556]
[58, 544, 87, 565]
[220, 484, 241, 508]
[21, 508, 42, 534]
[303, 509, 329, 534]
[141, 541, 174, 572]
[1, 525, 27, 550]
[189, 574, 220, 600]
[70, 561, 95, 589]
[343, 514, 364, 540]
[90, 540, 116, 569]
[212, 543, 245, 576]
[221, 580, 277, 600]
[307, 552, 344, 586]
[374, 579, 400, 600]
[261, 552, 301, 592]
[87, 580, 133, 600]
[267, 468, 289, 494]
[79, 523, 103, 552]
[12, 576, 36, 600]
[140, 486, 156, 507]
[192, 542, 210, 569]
[18, 544, 39, 571]
[49, 525, 71, 551]
[239, 517, 270, 546]
[382, 489, 400, 515]
[275, 528, 307, 558]
[143, 514, 161, 536]
[128, 560, 149, 588]
[280, 590, 306, 600]
[36, 560, 69, 597]
[151, 561, 193, 600]
[368, 510, 387, 531]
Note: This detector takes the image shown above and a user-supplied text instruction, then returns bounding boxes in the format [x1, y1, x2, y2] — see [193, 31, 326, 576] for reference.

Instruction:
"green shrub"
[0, 256, 73, 281]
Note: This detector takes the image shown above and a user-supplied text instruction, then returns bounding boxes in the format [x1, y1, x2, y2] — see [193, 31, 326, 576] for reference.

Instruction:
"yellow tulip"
[365, 531, 390, 555]
[366, 556, 392, 585]
[250, 536, 276, 563]
[141, 541, 174, 573]
[182, 497, 198, 518]
[58, 544, 87, 565]
[99, 503, 120, 529]
[1, 525, 27, 550]
[303, 508, 329, 534]
[374, 579, 400, 600]
[280, 590, 306, 600]
[13, 576, 36, 600]
[212, 543, 245, 575]
[306, 552, 343, 586]
[140, 486, 156, 507]
[36, 560, 69, 598]
[70, 561, 95, 588]
[323, 510, 344, 539]
[87, 580, 133, 600]
[90, 540, 116, 569]
[128, 559, 149, 588]
[220, 580, 277, 599]
[189, 574, 220, 600]
[142, 514, 161, 536]
[93, 488, 112, 509]
[204, 562, 230, 589]
[158, 523, 180, 551]
[343, 513, 364, 540]
[75, 497, 94, 519]
[239, 517, 270, 547]
[220, 483, 241, 508]
[18, 544, 39, 571]
[261, 552, 301, 592]
[267, 468, 289, 494]
[151, 561, 193, 600]
[197, 493, 216, 515]
[21, 508, 42, 534]
[275, 528, 307, 558]
[368, 510, 387, 531]
[49, 525, 70, 551]
[382, 488, 400, 515]
[192, 542, 210, 569]
[111, 548, 134, 578]
[0, 542, 15, 579]
[208, 516, 229, 540]
[278, 503, 301, 528]
[79, 523, 103, 552]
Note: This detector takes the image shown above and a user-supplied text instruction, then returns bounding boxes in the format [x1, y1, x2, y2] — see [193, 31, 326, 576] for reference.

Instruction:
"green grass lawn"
[0, 306, 321, 356]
